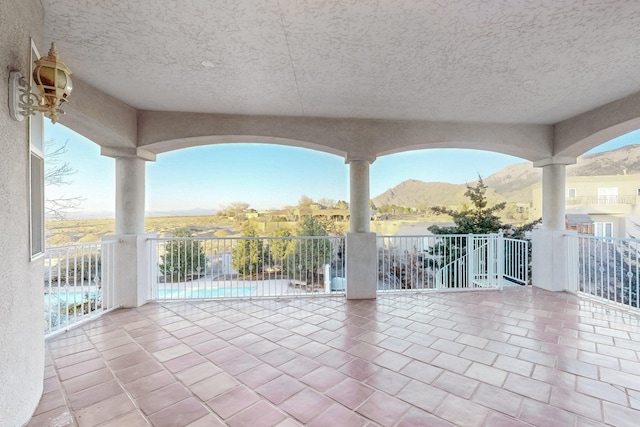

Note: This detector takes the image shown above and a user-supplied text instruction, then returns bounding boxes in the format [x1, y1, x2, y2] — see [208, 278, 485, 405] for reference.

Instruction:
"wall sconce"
[9, 42, 73, 124]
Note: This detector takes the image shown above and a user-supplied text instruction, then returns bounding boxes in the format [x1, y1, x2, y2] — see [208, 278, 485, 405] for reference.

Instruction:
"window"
[597, 187, 618, 204]
[30, 153, 44, 257]
[568, 188, 576, 199]
[29, 39, 45, 260]
[594, 222, 613, 238]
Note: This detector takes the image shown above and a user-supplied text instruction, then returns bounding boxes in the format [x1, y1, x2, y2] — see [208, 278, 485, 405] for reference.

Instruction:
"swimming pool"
[157, 287, 256, 299]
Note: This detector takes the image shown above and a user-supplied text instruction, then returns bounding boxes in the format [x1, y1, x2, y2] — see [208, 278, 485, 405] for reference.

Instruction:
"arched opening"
[42, 123, 353, 244]
[146, 143, 349, 237]
[370, 148, 532, 235]
[43, 121, 115, 246]
[560, 128, 640, 239]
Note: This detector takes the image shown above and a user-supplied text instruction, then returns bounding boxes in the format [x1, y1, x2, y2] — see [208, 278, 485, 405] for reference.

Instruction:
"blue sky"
[44, 122, 640, 215]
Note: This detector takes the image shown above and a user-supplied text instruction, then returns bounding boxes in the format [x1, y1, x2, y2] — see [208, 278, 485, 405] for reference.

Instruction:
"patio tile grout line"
[34, 288, 640, 427]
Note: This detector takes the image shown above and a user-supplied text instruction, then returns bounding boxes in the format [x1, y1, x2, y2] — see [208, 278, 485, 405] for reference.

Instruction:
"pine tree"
[159, 229, 206, 282]
[231, 227, 265, 277]
[284, 216, 333, 284]
[429, 177, 539, 237]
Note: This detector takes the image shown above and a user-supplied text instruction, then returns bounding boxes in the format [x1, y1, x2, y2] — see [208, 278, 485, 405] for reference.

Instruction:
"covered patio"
[28, 287, 640, 426]
[5, 1, 640, 426]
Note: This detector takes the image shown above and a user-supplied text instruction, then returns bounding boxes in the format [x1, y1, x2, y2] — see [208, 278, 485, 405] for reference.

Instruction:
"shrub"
[231, 227, 265, 277]
[159, 229, 207, 282]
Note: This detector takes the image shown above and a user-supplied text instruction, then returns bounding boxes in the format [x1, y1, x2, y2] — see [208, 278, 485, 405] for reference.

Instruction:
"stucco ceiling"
[42, 0, 640, 125]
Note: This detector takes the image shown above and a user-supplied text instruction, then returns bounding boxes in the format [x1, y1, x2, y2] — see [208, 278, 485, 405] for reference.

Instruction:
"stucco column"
[101, 147, 155, 234]
[346, 158, 377, 299]
[531, 157, 576, 292]
[102, 147, 156, 307]
[541, 163, 567, 230]
[115, 157, 146, 234]
[349, 160, 371, 233]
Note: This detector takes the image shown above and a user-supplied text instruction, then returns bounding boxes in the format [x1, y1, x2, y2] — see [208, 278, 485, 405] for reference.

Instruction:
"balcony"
[565, 195, 637, 206]
[27, 286, 640, 426]
[43, 234, 528, 336]
[28, 234, 640, 426]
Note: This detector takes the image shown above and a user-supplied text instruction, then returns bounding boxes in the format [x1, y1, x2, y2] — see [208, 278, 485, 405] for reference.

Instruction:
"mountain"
[568, 143, 640, 176]
[374, 144, 640, 208]
[372, 179, 505, 208]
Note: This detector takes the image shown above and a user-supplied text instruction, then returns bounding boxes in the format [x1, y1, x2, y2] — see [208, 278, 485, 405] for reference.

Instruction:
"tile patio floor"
[26, 287, 640, 427]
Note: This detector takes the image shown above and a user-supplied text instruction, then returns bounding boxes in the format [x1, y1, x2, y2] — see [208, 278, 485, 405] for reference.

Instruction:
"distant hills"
[64, 208, 218, 220]
[373, 144, 640, 208]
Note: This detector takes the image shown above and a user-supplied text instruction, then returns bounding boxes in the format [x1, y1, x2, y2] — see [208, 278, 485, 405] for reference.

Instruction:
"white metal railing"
[44, 240, 117, 337]
[377, 233, 519, 292]
[148, 236, 346, 300]
[504, 237, 530, 285]
[567, 234, 640, 310]
[565, 195, 637, 205]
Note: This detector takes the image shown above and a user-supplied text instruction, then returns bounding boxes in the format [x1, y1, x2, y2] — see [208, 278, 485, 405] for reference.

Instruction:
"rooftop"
[28, 287, 640, 426]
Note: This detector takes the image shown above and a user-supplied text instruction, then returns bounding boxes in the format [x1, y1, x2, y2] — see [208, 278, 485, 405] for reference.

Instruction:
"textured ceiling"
[42, 0, 640, 124]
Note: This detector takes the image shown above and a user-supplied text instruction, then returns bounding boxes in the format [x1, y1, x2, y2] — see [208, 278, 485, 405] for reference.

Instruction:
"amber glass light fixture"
[9, 42, 73, 124]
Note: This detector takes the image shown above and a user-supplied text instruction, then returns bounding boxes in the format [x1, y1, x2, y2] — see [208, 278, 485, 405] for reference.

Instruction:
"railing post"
[487, 234, 495, 287]
[467, 234, 474, 288]
[149, 238, 158, 300]
[497, 231, 504, 289]
[565, 234, 579, 294]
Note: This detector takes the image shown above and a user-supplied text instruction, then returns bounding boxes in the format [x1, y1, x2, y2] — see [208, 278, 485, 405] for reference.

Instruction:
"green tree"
[231, 227, 265, 277]
[429, 177, 539, 237]
[285, 216, 333, 283]
[268, 228, 292, 268]
[316, 216, 345, 236]
[297, 215, 328, 236]
[426, 177, 540, 286]
[159, 229, 206, 282]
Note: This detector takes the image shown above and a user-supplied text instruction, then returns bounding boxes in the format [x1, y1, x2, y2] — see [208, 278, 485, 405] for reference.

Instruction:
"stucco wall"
[136, 111, 554, 162]
[0, 1, 46, 426]
[554, 92, 640, 158]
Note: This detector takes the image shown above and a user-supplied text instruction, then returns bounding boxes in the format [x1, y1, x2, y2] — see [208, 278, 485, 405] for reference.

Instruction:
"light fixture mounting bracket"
[8, 71, 27, 122]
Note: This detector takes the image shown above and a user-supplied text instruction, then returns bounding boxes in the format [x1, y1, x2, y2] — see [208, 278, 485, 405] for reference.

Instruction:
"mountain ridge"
[373, 144, 640, 208]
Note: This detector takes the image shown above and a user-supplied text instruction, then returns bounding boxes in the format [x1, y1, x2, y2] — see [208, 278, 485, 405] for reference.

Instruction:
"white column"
[102, 147, 156, 307]
[116, 156, 146, 234]
[531, 157, 576, 292]
[101, 146, 155, 234]
[346, 158, 377, 299]
[541, 163, 567, 230]
[349, 159, 371, 233]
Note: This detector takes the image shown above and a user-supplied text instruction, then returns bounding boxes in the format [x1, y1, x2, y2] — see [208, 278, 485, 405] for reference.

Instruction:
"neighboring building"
[565, 213, 595, 235]
[532, 174, 640, 237]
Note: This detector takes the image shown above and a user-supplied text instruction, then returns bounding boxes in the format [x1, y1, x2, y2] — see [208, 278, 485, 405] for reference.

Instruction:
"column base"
[106, 234, 155, 307]
[346, 232, 377, 299]
[531, 229, 575, 292]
